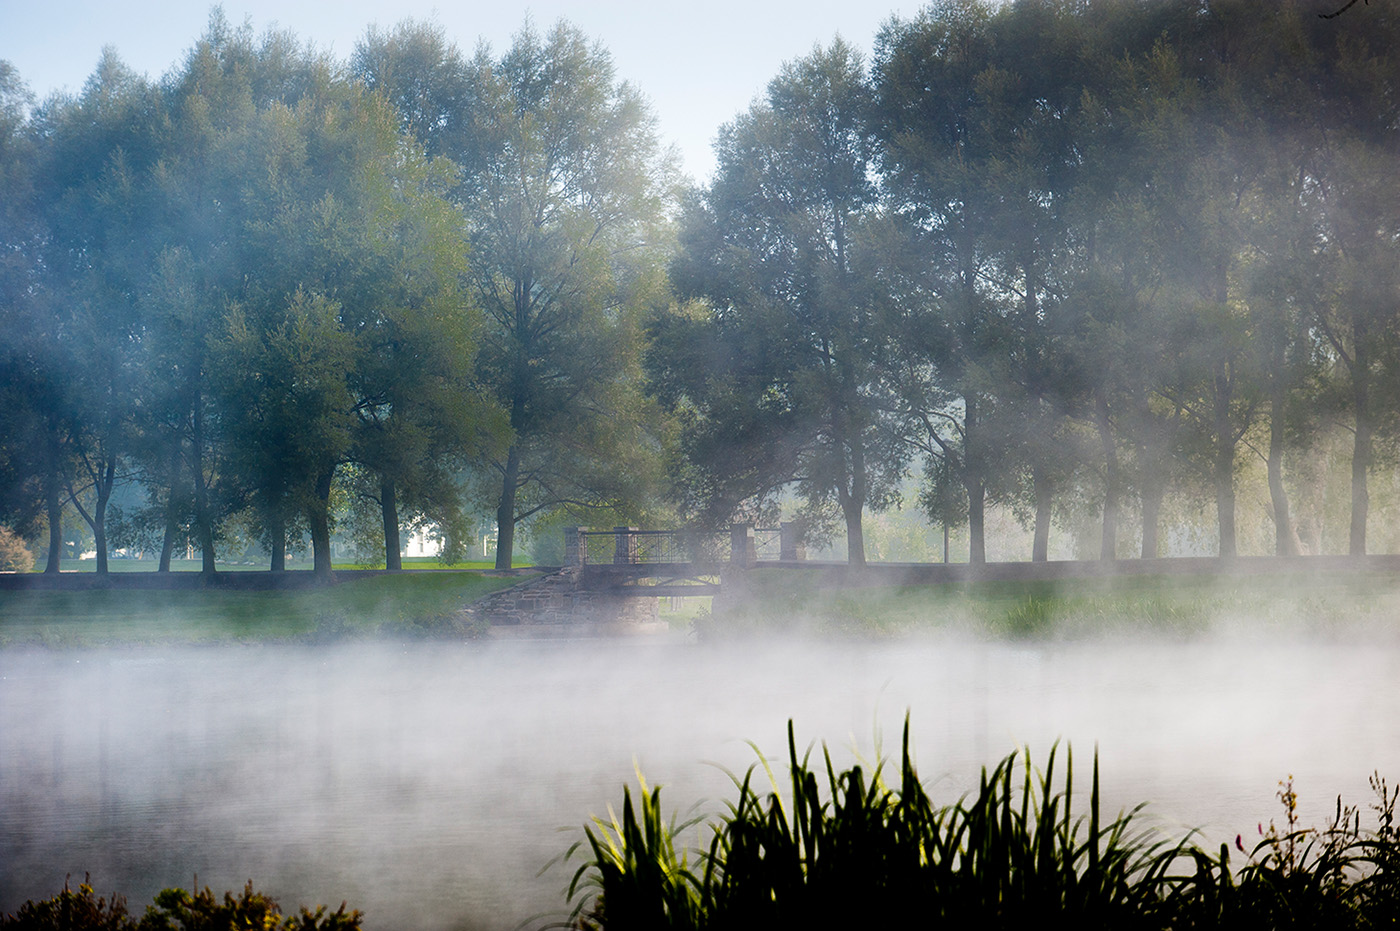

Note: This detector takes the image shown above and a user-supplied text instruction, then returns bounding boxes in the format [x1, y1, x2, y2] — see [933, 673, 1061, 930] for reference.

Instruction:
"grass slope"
[0, 571, 537, 647]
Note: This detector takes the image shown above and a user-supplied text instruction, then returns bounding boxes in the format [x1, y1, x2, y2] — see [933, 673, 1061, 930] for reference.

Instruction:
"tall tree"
[661, 40, 899, 565]
[359, 20, 674, 568]
[29, 50, 165, 574]
[875, 0, 1021, 565]
[463, 23, 675, 568]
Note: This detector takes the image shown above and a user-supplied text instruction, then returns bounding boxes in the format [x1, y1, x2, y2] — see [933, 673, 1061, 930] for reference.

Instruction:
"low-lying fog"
[3, 633, 1399, 930]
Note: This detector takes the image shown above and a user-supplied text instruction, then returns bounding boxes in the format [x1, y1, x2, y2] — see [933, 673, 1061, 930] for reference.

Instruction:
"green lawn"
[0, 571, 538, 647]
[706, 569, 1400, 639]
[36, 555, 534, 572]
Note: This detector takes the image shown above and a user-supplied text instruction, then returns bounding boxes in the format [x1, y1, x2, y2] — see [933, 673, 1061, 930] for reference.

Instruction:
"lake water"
[3, 634, 1399, 929]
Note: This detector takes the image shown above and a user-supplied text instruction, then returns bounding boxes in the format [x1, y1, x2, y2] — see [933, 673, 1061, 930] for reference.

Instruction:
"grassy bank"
[0, 571, 537, 647]
[706, 568, 1400, 639]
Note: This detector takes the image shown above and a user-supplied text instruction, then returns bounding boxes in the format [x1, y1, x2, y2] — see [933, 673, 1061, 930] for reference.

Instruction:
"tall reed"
[565, 719, 1198, 930]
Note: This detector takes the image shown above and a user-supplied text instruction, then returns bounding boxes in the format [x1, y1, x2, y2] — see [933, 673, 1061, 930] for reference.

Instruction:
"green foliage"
[0, 877, 132, 931]
[0, 524, 34, 572]
[566, 721, 1194, 930]
[658, 41, 902, 566]
[566, 722, 1400, 930]
[0, 880, 360, 931]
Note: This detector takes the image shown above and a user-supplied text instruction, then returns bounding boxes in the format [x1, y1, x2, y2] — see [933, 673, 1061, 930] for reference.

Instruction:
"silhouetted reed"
[564, 720, 1400, 930]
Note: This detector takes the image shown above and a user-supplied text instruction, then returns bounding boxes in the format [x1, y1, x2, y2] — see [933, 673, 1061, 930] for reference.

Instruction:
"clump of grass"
[564, 719, 1194, 929]
[563, 723, 1400, 930]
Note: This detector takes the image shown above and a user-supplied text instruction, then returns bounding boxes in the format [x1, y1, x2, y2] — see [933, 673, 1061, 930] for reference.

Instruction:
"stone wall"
[465, 567, 662, 636]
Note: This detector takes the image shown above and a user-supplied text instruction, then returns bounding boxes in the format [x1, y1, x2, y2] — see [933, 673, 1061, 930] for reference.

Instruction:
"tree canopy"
[2, 1, 1399, 570]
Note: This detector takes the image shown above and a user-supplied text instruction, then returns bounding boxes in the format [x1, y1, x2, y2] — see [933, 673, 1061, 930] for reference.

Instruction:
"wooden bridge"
[566, 524, 807, 597]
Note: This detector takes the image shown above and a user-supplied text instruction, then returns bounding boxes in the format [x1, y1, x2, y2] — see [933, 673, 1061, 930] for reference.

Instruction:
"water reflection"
[2, 636, 1398, 930]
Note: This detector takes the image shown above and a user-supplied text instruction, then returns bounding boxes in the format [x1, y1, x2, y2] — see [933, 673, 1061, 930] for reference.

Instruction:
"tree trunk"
[311, 468, 334, 578]
[90, 456, 115, 576]
[967, 475, 986, 565]
[495, 444, 520, 570]
[1350, 328, 1371, 557]
[1140, 468, 1165, 559]
[964, 394, 986, 566]
[841, 432, 867, 567]
[840, 493, 866, 567]
[1031, 463, 1052, 563]
[1097, 392, 1118, 561]
[1213, 363, 1237, 560]
[192, 397, 217, 575]
[1267, 375, 1298, 556]
[158, 447, 181, 572]
[269, 510, 286, 572]
[43, 458, 61, 574]
[381, 479, 402, 571]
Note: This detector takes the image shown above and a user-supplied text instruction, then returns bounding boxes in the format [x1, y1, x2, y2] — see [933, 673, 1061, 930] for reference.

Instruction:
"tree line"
[0, 1, 1397, 573]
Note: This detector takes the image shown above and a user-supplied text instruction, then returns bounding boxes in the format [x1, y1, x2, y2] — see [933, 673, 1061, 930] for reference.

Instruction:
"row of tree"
[1, 1, 1398, 572]
[0, 13, 673, 574]
[653, 0, 1400, 564]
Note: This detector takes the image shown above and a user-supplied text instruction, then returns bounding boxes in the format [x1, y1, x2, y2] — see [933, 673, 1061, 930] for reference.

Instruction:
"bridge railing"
[574, 528, 729, 567]
[568, 523, 806, 567]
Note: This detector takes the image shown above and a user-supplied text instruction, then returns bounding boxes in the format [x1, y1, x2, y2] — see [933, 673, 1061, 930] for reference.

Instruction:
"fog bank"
[3, 636, 1398, 929]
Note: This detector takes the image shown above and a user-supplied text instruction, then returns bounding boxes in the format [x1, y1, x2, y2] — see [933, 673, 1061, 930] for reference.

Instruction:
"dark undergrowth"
[0, 879, 360, 931]
[562, 719, 1400, 930]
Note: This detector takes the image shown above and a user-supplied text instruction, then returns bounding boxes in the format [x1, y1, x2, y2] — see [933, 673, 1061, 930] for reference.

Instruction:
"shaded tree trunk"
[964, 394, 986, 565]
[43, 451, 62, 574]
[1267, 373, 1298, 556]
[1140, 468, 1165, 559]
[269, 510, 286, 572]
[495, 443, 520, 570]
[311, 468, 334, 577]
[192, 398, 217, 575]
[839, 430, 868, 568]
[1096, 391, 1119, 561]
[382, 479, 402, 572]
[1032, 463, 1052, 563]
[1212, 360, 1237, 560]
[158, 446, 182, 573]
[1349, 325, 1371, 556]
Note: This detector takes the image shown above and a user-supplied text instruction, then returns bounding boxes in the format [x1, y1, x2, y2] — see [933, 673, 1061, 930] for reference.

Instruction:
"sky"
[0, 0, 929, 183]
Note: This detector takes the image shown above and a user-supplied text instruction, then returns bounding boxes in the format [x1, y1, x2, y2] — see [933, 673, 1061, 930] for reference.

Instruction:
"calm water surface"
[3, 635, 1399, 929]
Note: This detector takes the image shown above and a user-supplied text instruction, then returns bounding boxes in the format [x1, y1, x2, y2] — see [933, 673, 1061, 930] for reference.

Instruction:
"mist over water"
[3, 632, 1399, 930]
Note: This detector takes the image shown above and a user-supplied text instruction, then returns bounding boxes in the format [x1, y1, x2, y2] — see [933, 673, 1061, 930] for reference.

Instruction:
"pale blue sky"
[0, 0, 927, 182]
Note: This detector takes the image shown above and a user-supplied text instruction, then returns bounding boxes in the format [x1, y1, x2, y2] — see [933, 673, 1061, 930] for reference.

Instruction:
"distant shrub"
[136, 882, 361, 931]
[0, 525, 33, 572]
[0, 879, 361, 931]
[0, 877, 131, 931]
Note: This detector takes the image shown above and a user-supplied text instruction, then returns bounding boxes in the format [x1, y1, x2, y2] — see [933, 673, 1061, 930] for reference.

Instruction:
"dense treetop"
[1, 1, 1397, 570]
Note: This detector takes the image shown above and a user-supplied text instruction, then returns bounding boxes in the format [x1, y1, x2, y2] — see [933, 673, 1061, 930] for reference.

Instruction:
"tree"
[660, 40, 900, 565]
[875, 0, 1022, 565]
[27, 50, 166, 574]
[0, 62, 50, 554]
[358, 20, 676, 569]
[452, 22, 675, 569]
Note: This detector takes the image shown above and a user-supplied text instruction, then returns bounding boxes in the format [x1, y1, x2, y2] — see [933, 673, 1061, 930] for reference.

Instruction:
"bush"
[0, 877, 131, 931]
[0, 880, 361, 931]
[0, 525, 33, 572]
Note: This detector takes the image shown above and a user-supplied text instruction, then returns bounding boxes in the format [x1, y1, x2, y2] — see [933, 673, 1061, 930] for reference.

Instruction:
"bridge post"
[565, 527, 584, 567]
[730, 523, 754, 566]
[780, 521, 806, 561]
[614, 526, 639, 564]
